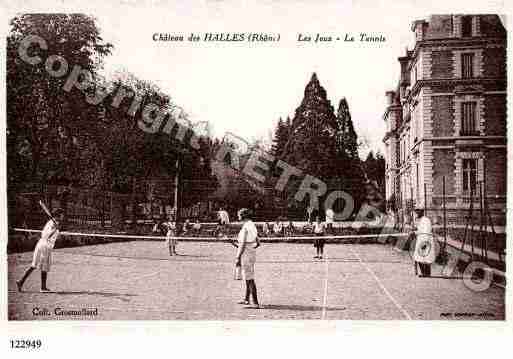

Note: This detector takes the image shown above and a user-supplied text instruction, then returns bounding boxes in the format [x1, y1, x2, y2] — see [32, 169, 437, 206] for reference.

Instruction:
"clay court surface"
[8, 240, 505, 320]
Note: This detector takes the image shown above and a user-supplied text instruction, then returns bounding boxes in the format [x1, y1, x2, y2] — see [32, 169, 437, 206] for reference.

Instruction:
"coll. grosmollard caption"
[32, 307, 99, 317]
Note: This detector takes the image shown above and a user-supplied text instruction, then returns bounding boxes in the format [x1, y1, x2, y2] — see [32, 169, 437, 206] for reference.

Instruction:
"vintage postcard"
[1, 0, 511, 356]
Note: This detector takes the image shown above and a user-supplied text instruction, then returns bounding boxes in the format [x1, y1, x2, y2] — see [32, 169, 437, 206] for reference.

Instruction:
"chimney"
[411, 20, 427, 42]
[385, 91, 395, 106]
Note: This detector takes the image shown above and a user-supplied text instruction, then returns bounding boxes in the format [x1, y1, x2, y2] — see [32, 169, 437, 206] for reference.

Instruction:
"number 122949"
[10, 339, 42, 349]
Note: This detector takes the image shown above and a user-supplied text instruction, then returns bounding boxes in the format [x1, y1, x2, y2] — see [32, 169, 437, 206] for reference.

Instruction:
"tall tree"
[282, 73, 338, 177]
[271, 117, 288, 157]
[332, 97, 366, 211]
[363, 151, 386, 198]
[100, 71, 218, 216]
[335, 97, 359, 161]
[264, 74, 369, 219]
[6, 14, 113, 188]
[266, 73, 339, 216]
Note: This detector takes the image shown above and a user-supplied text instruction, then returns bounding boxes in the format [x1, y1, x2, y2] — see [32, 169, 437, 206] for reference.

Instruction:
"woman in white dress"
[162, 214, 178, 256]
[313, 216, 326, 259]
[413, 209, 436, 277]
[235, 208, 261, 309]
[17, 208, 65, 292]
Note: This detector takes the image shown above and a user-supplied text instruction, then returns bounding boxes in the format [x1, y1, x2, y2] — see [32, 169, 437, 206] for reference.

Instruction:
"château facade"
[383, 15, 507, 224]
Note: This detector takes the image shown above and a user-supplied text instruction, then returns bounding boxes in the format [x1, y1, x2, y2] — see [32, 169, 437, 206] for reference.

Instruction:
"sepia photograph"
[2, 0, 512, 357]
[3, 4, 508, 324]
[1, 6, 512, 359]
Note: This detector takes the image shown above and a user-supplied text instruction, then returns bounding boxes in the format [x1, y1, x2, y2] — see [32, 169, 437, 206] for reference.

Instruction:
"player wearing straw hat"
[16, 208, 65, 293]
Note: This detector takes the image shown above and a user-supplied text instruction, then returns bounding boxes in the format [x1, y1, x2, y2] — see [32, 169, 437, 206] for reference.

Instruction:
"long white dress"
[238, 221, 258, 280]
[32, 220, 60, 272]
[413, 216, 436, 264]
[164, 221, 177, 253]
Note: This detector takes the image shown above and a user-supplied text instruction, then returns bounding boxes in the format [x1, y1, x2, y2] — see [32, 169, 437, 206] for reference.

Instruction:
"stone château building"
[383, 15, 507, 224]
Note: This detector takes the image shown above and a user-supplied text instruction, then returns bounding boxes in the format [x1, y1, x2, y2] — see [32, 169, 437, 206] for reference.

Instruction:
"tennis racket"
[39, 200, 57, 224]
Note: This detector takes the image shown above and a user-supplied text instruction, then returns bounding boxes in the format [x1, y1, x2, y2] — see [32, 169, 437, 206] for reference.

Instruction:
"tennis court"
[8, 238, 505, 320]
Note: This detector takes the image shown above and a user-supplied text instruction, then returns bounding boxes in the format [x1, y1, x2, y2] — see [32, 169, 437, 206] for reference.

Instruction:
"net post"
[442, 176, 447, 253]
[423, 182, 427, 215]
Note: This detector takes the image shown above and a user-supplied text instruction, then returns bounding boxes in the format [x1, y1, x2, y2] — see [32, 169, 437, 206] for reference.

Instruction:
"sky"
[95, 1, 415, 156]
[1, 0, 508, 157]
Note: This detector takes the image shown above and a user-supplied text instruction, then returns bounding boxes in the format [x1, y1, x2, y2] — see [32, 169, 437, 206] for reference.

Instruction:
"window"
[462, 159, 477, 194]
[400, 141, 403, 164]
[415, 108, 420, 142]
[462, 53, 474, 78]
[396, 142, 400, 167]
[461, 102, 477, 135]
[399, 138, 403, 165]
[406, 134, 410, 159]
[462, 16, 472, 37]
[402, 139, 406, 164]
[416, 163, 420, 201]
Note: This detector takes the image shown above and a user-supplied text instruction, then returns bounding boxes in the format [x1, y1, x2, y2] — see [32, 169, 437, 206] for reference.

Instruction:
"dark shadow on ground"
[9, 290, 137, 302]
[261, 304, 346, 311]
[172, 254, 209, 258]
[55, 290, 135, 295]
[49, 291, 137, 302]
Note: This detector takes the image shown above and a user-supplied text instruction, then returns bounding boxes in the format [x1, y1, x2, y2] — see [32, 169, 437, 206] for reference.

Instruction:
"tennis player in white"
[162, 214, 178, 256]
[235, 208, 261, 309]
[413, 209, 435, 277]
[16, 208, 65, 293]
[325, 207, 334, 234]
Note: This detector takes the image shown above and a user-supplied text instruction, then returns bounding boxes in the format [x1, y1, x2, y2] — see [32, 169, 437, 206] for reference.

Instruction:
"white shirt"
[163, 221, 176, 237]
[218, 210, 230, 224]
[238, 221, 258, 245]
[416, 216, 432, 236]
[325, 209, 334, 224]
[314, 222, 324, 234]
[40, 220, 60, 249]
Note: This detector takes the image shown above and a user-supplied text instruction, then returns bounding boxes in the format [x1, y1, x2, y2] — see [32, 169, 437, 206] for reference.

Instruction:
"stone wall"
[432, 95, 455, 136]
[484, 94, 507, 136]
[485, 149, 507, 196]
[433, 149, 456, 196]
